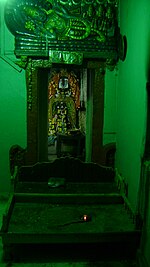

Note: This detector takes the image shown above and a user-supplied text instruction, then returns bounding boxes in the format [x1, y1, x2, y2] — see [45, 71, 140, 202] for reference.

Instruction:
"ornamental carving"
[4, 0, 125, 64]
[5, 0, 118, 41]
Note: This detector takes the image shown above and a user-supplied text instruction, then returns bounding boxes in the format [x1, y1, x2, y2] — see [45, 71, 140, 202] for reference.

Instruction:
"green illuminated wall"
[0, 61, 26, 193]
[116, 0, 150, 265]
[0, 62, 26, 194]
[0, 1, 26, 195]
[116, 0, 149, 210]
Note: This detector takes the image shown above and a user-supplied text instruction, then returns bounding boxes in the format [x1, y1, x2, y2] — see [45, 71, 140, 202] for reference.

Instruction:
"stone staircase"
[0, 157, 142, 262]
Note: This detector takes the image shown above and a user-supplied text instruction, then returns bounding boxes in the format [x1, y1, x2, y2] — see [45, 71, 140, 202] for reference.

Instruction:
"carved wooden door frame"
[25, 59, 105, 165]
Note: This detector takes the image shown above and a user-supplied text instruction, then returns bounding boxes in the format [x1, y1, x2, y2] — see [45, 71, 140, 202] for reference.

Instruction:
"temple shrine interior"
[0, 0, 150, 266]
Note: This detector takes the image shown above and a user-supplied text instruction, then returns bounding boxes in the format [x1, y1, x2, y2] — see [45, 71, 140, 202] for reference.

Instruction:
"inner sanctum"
[47, 68, 86, 161]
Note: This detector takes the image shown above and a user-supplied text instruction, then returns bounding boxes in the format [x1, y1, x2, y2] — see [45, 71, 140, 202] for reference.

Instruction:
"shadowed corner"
[144, 31, 150, 160]
[139, 31, 150, 258]
[146, 31, 150, 82]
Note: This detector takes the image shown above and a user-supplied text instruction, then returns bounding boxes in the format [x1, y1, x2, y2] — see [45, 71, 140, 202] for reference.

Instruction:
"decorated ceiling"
[4, 0, 126, 65]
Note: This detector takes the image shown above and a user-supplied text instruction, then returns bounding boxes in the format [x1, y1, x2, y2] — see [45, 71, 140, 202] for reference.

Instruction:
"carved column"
[87, 61, 105, 165]
[25, 59, 52, 164]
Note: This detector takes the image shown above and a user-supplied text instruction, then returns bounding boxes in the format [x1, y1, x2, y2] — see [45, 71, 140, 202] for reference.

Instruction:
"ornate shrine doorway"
[5, 0, 123, 170]
[24, 59, 105, 165]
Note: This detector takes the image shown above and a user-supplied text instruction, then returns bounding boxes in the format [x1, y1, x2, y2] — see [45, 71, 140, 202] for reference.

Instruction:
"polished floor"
[0, 197, 137, 267]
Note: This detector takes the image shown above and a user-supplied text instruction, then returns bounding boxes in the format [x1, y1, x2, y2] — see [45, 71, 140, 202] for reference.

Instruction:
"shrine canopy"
[4, 0, 126, 65]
